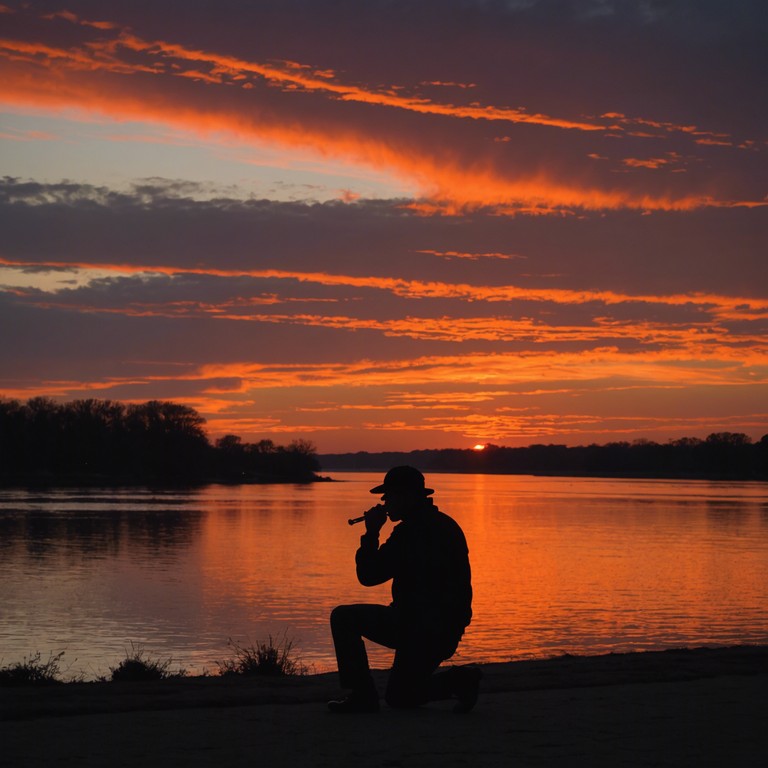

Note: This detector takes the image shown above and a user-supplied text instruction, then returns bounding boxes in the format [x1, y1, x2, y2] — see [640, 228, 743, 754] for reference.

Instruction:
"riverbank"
[0, 472, 332, 489]
[3, 646, 766, 767]
[319, 435, 768, 482]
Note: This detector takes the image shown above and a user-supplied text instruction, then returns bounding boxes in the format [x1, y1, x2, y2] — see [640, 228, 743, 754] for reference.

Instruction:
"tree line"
[0, 397, 321, 485]
[320, 433, 768, 481]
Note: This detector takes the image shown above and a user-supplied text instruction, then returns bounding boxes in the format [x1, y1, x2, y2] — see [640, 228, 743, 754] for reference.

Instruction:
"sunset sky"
[1, 0, 766, 452]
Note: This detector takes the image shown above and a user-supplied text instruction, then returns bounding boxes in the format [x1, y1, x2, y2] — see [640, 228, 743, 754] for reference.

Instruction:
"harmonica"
[347, 505, 387, 525]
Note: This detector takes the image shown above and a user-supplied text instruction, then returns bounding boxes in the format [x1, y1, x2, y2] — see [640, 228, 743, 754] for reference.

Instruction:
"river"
[1, 473, 766, 680]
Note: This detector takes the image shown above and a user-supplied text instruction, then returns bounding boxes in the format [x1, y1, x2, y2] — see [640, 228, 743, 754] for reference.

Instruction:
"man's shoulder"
[432, 507, 457, 524]
[431, 508, 467, 538]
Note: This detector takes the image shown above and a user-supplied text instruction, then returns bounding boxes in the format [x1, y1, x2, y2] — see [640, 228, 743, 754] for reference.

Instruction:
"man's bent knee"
[330, 604, 359, 619]
[331, 604, 367, 635]
[330, 604, 351, 628]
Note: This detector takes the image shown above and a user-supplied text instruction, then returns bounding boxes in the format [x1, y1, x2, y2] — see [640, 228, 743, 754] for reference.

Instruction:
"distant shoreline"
[321, 466, 768, 482]
[1, 468, 765, 488]
[319, 436, 768, 482]
[0, 472, 334, 489]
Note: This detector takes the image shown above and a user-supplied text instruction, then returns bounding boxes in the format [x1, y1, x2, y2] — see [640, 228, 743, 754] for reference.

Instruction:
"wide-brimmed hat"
[370, 465, 434, 496]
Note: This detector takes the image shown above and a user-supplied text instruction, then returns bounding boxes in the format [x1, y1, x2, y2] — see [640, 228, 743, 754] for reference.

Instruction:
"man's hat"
[370, 465, 434, 496]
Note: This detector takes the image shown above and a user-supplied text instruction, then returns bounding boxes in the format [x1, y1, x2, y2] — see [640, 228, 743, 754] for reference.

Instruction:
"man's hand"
[363, 504, 388, 535]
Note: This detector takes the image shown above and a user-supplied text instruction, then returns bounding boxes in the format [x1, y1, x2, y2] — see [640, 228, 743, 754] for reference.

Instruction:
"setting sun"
[473, 444, 487, 451]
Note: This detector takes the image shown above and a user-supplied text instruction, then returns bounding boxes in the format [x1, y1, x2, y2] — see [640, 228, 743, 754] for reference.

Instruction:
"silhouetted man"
[329, 466, 480, 713]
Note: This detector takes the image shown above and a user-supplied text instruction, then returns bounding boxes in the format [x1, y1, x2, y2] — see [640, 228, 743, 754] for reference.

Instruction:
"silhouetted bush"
[0, 651, 72, 687]
[108, 645, 186, 682]
[216, 635, 310, 677]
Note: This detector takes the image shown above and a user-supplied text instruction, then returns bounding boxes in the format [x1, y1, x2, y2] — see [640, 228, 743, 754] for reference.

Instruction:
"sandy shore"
[2, 646, 766, 767]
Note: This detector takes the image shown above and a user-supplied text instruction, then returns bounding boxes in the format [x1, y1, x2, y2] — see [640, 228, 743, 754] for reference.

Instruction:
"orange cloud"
[0, 127, 57, 141]
[622, 152, 686, 170]
[3, 339, 764, 447]
[185, 313, 760, 354]
[410, 411, 768, 441]
[2, 15, 760, 213]
[603, 113, 742, 147]
[3, 257, 768, 319]
[415, 249, 523, 260]
[695, 138, 734, 147]
[1, 15, 604, 132]
[421, 81, 477, 89]
[194, 347, 767, 392]
[10, 344, 764, 403]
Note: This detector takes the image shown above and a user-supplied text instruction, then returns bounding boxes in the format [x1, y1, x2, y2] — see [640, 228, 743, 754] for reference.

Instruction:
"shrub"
[0, 651, 66, 687]
[108, 645, 186, 682]
[216, 635, 309, 677]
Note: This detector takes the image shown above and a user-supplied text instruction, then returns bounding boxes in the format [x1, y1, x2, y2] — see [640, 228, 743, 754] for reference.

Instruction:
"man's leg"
[386, 631, 480, 712]
[384, 623, 458, 708]
[429, 665, 483, 713]
[384, 642, 443, 709]
[329, 603, 397, 711]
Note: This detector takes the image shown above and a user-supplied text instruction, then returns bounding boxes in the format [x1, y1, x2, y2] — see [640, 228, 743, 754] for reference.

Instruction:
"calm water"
[1, 473, 767, 680]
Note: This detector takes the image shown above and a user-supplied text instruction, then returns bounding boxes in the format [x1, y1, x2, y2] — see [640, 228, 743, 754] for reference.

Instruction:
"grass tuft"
[0, 651, 67, 687]
[216, 634, 310, 677]
[108, 644, 187, 682]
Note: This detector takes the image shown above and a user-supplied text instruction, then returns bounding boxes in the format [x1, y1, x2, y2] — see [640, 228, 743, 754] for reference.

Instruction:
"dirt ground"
[2, 646, 766, 767]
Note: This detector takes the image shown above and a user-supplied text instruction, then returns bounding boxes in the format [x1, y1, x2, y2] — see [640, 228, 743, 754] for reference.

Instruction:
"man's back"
[356, 502, 472, 632]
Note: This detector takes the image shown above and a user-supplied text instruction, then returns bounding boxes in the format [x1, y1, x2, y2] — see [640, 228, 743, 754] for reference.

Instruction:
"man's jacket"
[355, 501, 472, 636]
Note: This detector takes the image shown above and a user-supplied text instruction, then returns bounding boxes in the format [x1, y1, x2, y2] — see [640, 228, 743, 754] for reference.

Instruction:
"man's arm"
[355, 504, 396, 586]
